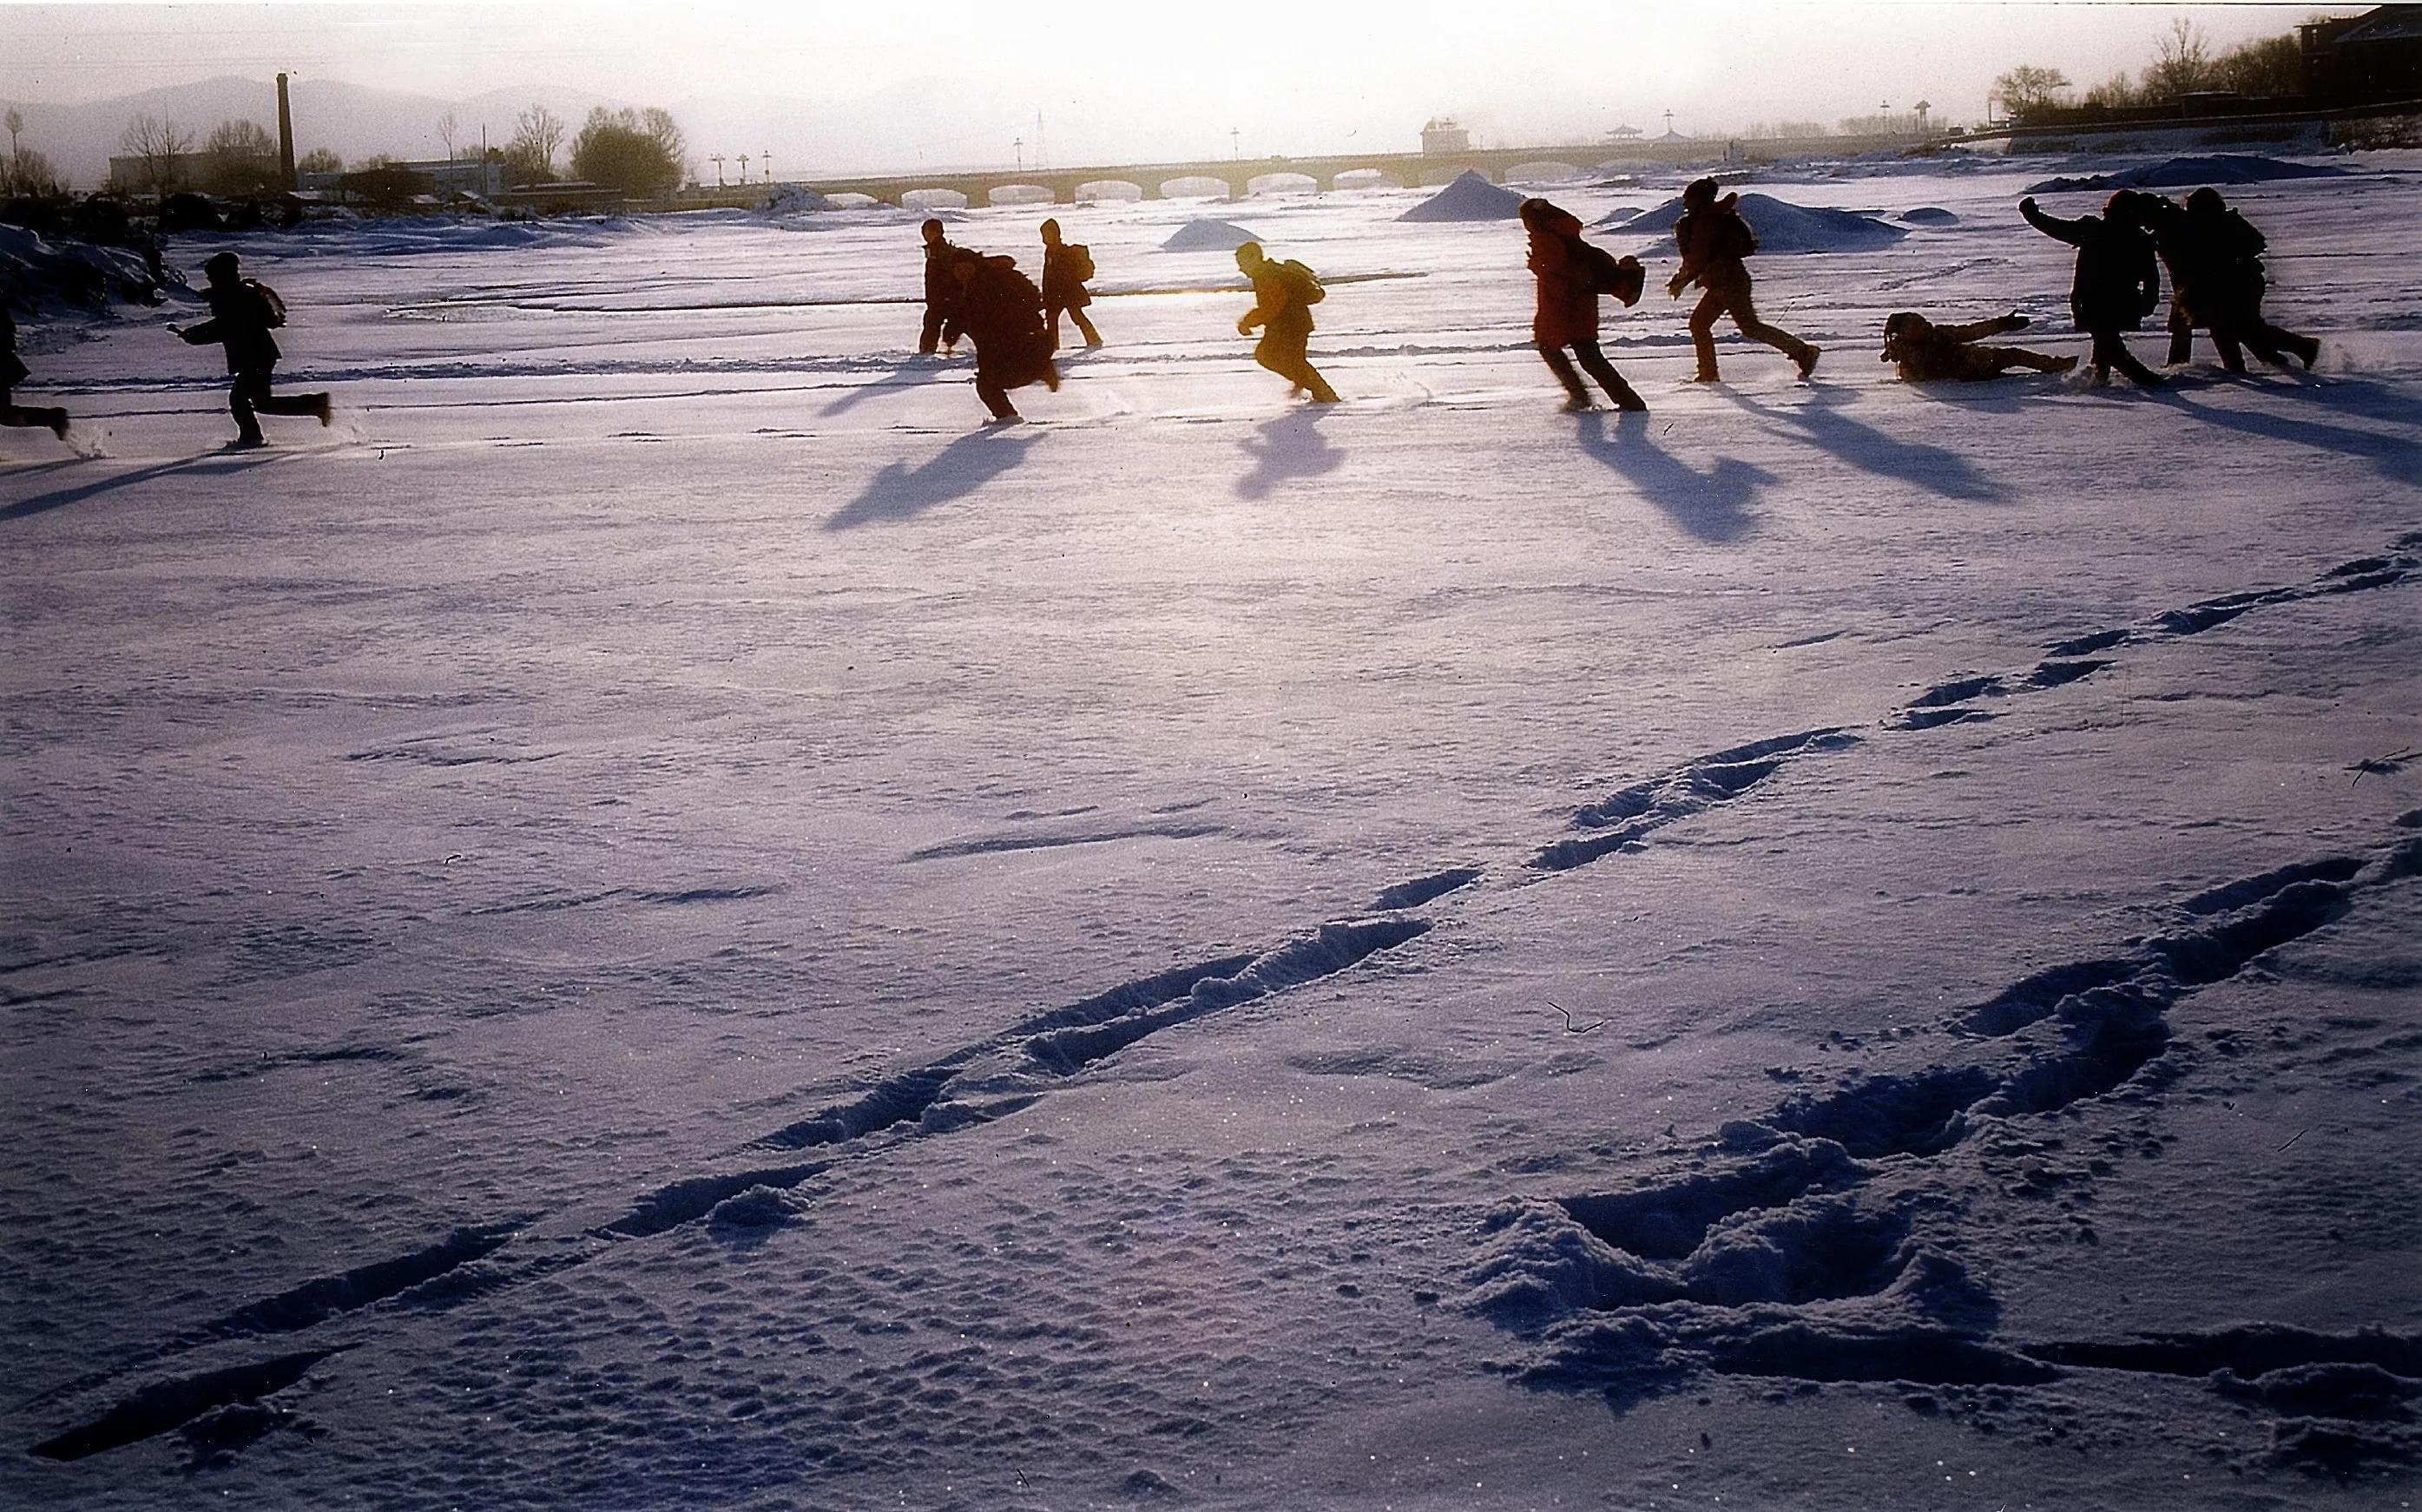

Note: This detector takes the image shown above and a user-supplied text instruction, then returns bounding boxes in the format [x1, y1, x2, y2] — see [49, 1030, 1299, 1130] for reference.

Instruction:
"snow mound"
[2024, 154, 2352, 194]
[761, 185, 837, 215]
[1161, 218, 1261, 253]
[0, 224, 174, 309]
[1899, 207, 1958, 225]
[1397, 170, 1527, 223]
[1592, 206, 1647, 227]
[1622, 192, 1908, 253]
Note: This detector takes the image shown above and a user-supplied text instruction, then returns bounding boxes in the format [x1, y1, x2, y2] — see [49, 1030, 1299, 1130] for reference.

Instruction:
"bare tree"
[297, 147, 343, 174]
[1991, 64, 2072, 120]
[436, 110, 460, 161]
[202, 118, 280, 195]
[505, 102, 566, 184]
[2144, 17, 2215, 99]
[120, 112, 194, 194]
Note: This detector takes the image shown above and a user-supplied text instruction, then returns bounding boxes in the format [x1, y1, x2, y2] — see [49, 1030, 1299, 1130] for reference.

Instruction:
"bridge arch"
[986, 184, 1056, 206]
[1077, 180, 1144, 202]
[1159, 174, 1233, 200]
[900, 187, 969, 212]
[1245, 171, 1318, 196]
[1505, 161, 1583, 183]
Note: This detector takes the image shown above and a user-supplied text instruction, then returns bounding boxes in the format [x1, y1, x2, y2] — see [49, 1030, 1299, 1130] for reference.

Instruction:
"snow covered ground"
[3, 153, 2420, 1510]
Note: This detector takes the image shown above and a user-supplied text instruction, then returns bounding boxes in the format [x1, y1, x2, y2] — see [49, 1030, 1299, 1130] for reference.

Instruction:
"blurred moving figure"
[2, 307, 72, 441]
[941, 247, 1061, 424]
[2018, 191, 2165, 389]
[1880, 311, 2076, 382]
[918, 219, 964, 356]
[1234, 241, 1338, 404]
[1520, 197, 1648, 412]
[2143, 188, 2320, 373]
[1039, 219, 1102, 352]
[1667, 177, 1820, 384]
[174, 252, 331, 448]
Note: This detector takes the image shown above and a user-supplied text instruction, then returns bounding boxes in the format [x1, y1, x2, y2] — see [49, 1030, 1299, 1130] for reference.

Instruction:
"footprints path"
[17, 530, 2419, 1465]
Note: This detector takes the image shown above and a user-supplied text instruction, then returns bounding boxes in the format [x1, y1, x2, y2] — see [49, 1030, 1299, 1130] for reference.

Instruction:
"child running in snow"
[2, 307, 72, 442]
[1234, 242, 1338, 404]
[1520, 197, 1647, 412]
[1666, 178, 1819, 384]
[173, 252, 332, 448]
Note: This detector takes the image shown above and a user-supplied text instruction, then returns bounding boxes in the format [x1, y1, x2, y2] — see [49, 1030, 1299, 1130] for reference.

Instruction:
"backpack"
[249, 279, 287, 328]
[1280, 259, 1325, 304]
[1572, 239, 1646, 306]
[1065, 243, 1095, 283]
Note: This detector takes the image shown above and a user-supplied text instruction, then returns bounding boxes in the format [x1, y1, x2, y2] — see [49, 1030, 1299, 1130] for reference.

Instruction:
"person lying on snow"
[1879, 311, 2076, 383]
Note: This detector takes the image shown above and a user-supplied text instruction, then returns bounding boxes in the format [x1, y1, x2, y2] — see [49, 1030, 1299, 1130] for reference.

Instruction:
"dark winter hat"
[1682, 176, 1719, 207]
[2185, 187, 2225, 214]
[920, 218, 944, 238]
[203, 251, 240, 279]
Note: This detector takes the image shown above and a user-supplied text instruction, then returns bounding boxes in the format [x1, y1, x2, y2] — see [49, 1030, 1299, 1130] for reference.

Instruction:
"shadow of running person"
[819, 351, 960, 418]
[1574, 410, 1773, 543]
[1234, 408, 1342, 500]
[824, 425, 1042, 530]
[1724, 385, 2010, 504]
[2, 451, 286, 523]
[2155, 382, 2422, 486]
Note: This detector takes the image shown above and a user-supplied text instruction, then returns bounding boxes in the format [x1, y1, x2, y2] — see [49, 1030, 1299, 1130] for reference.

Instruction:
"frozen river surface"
[4, 157, 2421, 1509]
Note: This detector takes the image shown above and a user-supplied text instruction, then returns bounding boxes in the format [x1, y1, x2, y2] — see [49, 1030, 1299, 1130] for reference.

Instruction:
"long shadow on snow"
[818, 352, 955, 418]
[1727, 386, 2010, 504]
[1574, 411, 1770, 543]
[2, 452, 284, 523]
[2154, 386, 2422, 484]
[1234, 408, 1342, 500]
[824, 426, 1041, 529]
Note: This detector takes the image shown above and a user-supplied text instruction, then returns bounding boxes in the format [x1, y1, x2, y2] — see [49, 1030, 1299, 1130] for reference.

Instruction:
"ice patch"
[1397, 170, 1528, 223]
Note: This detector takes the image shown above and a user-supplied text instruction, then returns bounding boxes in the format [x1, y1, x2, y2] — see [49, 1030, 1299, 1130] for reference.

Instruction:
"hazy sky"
[0, 2, 2351, 170]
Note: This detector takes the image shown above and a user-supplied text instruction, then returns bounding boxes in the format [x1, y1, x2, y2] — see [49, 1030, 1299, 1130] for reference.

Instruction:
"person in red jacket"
[1521, 198, 1646, 412]
[2, 307, 71, 441]
[1666, 177, 1819, 384]
[173, 252, 331, 448]
[1039, 219, 1102, 351]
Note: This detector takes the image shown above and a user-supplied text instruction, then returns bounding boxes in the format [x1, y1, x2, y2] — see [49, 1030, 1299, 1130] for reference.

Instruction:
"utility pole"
[762, 149, 772, 182]
[1230, 125, 1240, 160]
[1036, 109, 1045, 169]
[1014, 135, 1023, 171]
[738, 152, 749, 181]
[711, 154, 725, 186]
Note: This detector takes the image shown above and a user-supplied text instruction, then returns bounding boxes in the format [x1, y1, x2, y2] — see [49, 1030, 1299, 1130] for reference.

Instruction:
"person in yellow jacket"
[1666, 178, 1819, 384]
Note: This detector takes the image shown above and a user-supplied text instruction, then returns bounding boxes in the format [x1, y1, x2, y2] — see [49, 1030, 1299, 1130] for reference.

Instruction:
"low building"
[2303, 5, 2422, 105]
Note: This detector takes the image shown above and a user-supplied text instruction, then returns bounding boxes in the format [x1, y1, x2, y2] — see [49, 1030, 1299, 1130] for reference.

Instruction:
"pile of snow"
[1593, 206, 1648, 227]
[1160, 218, 1261, 253]
[1397, 170, 1528, 223]
[1159, 175, 1231, 200]
[1621, 192, 1908, 253]
[1899, 206, 1958, 226]
[760, 185, 836, 215]
[2025, 154, 2352, 194]
[900, 188, 968, 212]
[0, 224, 173, 309]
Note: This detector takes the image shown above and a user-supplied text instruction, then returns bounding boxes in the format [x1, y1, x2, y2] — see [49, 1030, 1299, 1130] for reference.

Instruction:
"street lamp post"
[711, 154, 725, 186]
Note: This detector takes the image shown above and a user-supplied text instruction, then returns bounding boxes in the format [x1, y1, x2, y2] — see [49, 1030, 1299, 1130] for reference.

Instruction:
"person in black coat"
[173, 252, 332, 447]
[939, 248, 1061, 423]
[918, 219, 963, 356]
[2, 307, 72, 441]
[1880, 311, 2075, 382]
[2018, 191, 2164, 388]
[2144, 188, 2319, 372]
[1039, 219, 1102, 351]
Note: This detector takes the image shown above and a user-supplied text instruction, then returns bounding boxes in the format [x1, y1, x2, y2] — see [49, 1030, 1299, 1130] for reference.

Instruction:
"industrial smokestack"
[276, 73, 296, 191]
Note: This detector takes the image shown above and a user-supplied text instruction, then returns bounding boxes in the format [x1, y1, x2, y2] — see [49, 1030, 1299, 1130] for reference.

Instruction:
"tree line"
[1994, 19, 2307, 123]
[0, 102, 692, 201]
